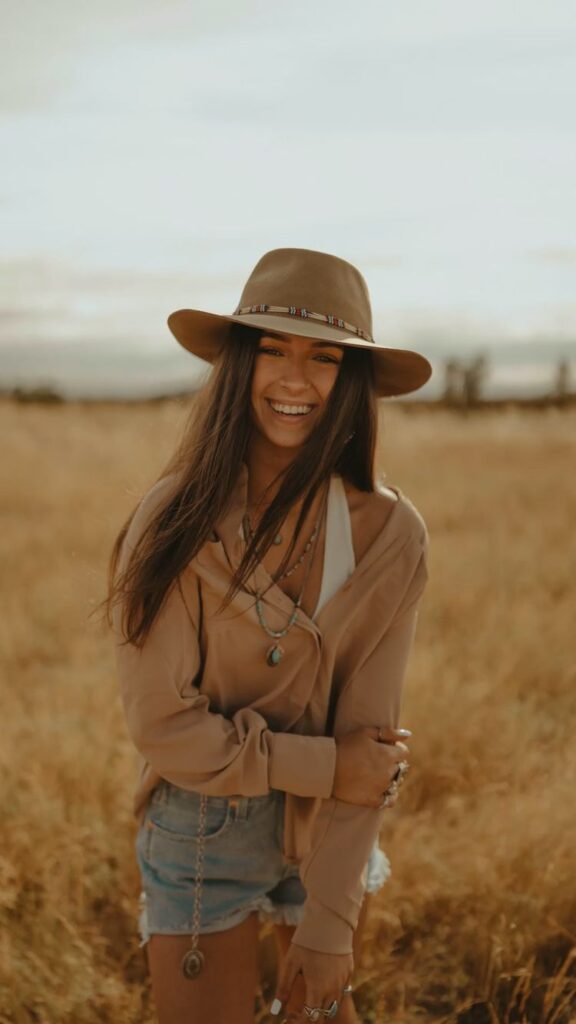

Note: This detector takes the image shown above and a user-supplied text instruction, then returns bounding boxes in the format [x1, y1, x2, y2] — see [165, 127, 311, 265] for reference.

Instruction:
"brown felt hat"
[167, 247, 432, 397]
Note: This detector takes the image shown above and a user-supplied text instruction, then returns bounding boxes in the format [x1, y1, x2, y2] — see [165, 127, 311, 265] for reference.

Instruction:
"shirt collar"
[210, 459, 413, 634]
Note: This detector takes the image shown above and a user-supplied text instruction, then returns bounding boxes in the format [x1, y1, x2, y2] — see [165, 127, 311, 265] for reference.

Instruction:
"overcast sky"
[2, 0, 576, 376]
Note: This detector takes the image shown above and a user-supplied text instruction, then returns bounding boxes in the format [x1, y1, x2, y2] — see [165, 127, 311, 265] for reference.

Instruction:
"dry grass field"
[1, 396, 575, 1024]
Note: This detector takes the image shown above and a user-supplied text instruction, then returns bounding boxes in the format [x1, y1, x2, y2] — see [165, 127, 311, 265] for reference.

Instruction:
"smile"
[266, 399, 316, 419]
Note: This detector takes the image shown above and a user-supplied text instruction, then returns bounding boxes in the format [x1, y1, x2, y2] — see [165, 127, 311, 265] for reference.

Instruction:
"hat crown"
[236, 248, 373, 338]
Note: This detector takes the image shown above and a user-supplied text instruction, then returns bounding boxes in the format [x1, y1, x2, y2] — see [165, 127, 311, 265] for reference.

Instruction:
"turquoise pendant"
[266, 643, 284, 667]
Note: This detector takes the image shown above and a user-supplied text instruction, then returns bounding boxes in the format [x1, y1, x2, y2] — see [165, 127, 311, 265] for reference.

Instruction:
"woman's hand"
[332, 725, 410, 808]
[271, 941, 353, 1021]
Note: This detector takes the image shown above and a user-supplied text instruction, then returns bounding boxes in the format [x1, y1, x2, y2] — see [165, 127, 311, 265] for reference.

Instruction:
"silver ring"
[377, 780, 398, 809]
[392, 759, 410, 783]
[303, 1001, 339, 1020]
[378, 759, 411, 808]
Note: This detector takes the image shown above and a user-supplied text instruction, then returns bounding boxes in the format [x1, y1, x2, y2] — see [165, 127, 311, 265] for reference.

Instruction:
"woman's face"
[250, 332, 344, 449]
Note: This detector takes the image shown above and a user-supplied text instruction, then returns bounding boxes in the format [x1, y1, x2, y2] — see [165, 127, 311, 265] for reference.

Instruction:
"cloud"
[0, 0, 264, 113]
[4, 0, 576, 134]
[530, 248, 576, 265]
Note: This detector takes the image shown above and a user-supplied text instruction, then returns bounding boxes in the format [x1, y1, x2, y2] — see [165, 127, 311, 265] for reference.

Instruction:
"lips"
[265, 398, 317, 421]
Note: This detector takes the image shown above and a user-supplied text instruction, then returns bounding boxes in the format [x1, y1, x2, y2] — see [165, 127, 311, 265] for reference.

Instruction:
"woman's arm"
[290, 533, 429, 955]
[112, 484, 336, 801]
[114, 576, 336, 799]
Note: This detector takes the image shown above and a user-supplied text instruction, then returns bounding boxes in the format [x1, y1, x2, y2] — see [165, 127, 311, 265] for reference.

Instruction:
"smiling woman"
[252, 334, 344, 434]
[104, 248, 432, 1024]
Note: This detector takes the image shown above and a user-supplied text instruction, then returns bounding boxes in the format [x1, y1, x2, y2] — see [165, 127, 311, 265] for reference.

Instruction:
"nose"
[278, 354, 312, 392]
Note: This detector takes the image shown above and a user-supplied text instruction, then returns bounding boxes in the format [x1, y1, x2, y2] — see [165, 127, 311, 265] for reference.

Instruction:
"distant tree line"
[1, 385, 65, 403]
[442, 354, 490, 408]
[441, 355, 573, 409]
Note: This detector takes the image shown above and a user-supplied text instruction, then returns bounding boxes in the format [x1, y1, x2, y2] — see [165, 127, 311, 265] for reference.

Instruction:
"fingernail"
[395, 728, 412, 736]
[270, 997, 283, 1015]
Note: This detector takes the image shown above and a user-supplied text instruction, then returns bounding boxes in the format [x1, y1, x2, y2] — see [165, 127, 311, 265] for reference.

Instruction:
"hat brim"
[167, 308, 432, 398]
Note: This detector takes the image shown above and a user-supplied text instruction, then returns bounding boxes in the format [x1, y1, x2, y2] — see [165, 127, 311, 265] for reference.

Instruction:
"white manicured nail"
[270, 997, 282, 1015]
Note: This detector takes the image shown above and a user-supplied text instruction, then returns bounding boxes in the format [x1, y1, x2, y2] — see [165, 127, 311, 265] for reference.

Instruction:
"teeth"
[269, 401, 313, 415]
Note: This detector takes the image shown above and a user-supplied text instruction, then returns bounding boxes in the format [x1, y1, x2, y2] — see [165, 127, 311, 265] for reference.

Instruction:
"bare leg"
[146, 911, 260, 1024]
[272, 894, 371, 1023]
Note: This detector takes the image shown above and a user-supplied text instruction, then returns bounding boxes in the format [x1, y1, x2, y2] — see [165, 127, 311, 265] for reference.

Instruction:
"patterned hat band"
[233, 303, 374, 343]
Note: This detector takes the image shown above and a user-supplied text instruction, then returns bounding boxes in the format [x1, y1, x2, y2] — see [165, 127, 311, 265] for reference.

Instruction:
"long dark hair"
[103, 322, 379, 647]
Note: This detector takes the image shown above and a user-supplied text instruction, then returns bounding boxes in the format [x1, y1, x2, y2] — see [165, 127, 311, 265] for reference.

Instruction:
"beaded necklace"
[242, 485, 328, 666]
[242, 513, 321, 583]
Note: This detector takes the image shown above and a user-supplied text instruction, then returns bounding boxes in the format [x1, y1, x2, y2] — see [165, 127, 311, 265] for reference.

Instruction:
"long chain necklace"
[181, 792, 208, 979]
[240, 491, 325, 667]
[242, 492, 326, 666]
[256, 533, 317, 667]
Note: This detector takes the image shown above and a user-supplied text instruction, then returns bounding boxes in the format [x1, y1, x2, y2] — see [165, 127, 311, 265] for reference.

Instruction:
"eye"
[258, 346, 283, 356]
[315, 354, 341, 364]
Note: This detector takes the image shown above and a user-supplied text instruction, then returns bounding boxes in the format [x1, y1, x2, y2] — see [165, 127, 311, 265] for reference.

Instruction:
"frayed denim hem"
[136, 889, 305, 945]
[138, 891, 150, 948]
[137, 847, 391, 946]
[255, 894, 305, 926]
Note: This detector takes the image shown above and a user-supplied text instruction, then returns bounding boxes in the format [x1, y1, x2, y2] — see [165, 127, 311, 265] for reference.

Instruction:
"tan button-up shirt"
[113, 461, 429, 955]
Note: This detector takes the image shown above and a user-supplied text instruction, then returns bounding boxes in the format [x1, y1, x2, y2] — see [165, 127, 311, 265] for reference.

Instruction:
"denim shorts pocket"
[145, 781, 234, 843]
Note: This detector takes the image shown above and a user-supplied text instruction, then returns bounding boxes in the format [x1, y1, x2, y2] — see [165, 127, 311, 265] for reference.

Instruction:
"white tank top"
[313, 474, 355, 619]
[313, 472, 396, 882]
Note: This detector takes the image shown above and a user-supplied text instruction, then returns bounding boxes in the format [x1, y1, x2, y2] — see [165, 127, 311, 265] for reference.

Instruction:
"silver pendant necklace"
[259, 539, 318, 666]
[242, 488, 327, 666]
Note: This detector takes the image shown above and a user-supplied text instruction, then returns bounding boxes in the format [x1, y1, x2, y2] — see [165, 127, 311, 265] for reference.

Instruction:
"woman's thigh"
[147, 911, 260, 1024]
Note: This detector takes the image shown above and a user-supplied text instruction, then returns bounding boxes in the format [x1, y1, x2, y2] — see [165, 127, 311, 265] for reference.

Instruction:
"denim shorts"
[136, 779, 391, 944]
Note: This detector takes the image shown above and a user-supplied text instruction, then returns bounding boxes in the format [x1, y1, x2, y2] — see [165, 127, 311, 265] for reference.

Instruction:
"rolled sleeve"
[269, 732, 337, 799]
[291, 536, 429, 955]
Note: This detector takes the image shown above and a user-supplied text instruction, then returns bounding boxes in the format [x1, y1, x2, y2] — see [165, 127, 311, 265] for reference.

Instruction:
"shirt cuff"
[269, 732, 337, 799]
[290, 895, 354, 955]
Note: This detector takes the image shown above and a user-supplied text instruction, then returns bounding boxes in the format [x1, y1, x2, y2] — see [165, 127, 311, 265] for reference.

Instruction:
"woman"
[106, 248, 432, 1023]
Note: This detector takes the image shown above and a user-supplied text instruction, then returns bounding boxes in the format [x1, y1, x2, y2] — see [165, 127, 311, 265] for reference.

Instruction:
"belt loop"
[229, 796, 248, 820]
